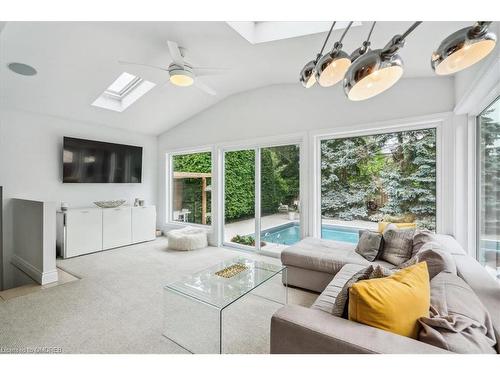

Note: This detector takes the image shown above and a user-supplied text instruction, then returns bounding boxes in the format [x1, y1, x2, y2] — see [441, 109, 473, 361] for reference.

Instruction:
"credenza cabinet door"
[65, 208, 103, 257]
[132, 206, 156, 243]
[102, 207, 132, 250]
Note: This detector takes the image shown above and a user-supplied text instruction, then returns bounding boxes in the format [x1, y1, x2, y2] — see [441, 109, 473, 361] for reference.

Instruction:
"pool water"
[261, 223, 359, 246]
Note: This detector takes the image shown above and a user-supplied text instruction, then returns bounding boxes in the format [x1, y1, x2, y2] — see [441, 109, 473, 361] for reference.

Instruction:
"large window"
[171, 151, 212, 225]
[320, 128, 437, 242]
[478, 96, 500, 279]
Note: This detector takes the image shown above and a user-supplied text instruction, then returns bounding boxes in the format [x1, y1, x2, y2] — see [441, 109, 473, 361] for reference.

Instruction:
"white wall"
[11, 199, 58, 285]
[157, 77, 457, 244]
[0, 108, 158, 288]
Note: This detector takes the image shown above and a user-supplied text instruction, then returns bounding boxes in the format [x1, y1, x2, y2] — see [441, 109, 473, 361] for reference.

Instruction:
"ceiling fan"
[119, 40, 225, 96]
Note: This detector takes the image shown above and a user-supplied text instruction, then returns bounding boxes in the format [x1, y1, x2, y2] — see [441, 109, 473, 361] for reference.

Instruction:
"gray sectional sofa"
[271, 235, 500, 354]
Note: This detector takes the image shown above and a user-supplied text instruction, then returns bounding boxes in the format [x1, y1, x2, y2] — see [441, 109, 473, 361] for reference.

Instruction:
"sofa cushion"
[432, 234, 467, 255]
[453, 254, 500, 351]
[349, 262, 430, 339]
[381, 228, 415, 266]
[281, 237, 369, 275]
[311, 264, 366, 314]
[418, 272, 497, 353]
[355, 230, 383, 261]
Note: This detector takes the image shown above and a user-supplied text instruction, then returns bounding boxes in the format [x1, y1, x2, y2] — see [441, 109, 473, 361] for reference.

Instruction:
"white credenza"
[57, 205, 156, 258]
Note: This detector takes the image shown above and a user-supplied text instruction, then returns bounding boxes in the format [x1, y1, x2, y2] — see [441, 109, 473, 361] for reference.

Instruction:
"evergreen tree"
[321, 137, 378, 220]
[320, 129, 437, 230]
[377, 129, 436, 230]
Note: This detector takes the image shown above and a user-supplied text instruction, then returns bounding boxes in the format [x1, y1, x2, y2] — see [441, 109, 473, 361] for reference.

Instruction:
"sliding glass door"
[222, 144, 301, 255]
[478, 96, 500, 279]
[223, 149, 256, 250]
[260, 145, 301, 256]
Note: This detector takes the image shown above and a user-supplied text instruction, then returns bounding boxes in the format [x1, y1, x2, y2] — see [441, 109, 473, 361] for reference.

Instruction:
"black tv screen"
[63, 137, 143, 183]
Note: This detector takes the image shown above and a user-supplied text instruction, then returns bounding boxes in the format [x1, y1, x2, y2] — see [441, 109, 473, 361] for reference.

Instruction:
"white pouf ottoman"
[167, 226, 208, 251]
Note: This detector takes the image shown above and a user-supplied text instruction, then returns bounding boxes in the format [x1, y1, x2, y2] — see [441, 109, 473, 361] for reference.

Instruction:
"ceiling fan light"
[432, 24, 497, 75]
[344, 49, 404, 101]
[169, 69, 194, 87]
[299, 60, 317, 88]
[316, 50, 351, 87]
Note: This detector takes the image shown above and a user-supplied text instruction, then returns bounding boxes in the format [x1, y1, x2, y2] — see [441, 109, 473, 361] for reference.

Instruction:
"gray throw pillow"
[398, 241, 457, 279]
[331, 265, 392, 318]
[355, 230, 383, 261]
[331, 266, 374, 317]
[381, 228, 415, 266]
[412, 229, 435, 258]
[418, 273, 497, 353]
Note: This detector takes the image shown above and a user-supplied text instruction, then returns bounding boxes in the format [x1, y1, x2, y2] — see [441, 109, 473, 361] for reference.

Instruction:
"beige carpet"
[0, 237, 316, 354]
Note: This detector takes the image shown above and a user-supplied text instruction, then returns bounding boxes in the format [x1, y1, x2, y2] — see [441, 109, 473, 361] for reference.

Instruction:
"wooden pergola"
[173, 172, 212, 224]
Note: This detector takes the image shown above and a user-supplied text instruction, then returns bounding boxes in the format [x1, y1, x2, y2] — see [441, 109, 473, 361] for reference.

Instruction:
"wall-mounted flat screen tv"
[63, 137, 143, 183]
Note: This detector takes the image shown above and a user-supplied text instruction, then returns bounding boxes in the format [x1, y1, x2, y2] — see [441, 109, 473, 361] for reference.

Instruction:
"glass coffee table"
[163, 256, 287, 353]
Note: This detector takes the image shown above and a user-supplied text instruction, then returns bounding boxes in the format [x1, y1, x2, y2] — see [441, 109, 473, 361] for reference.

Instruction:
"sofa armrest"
[271, 305, 448, 354]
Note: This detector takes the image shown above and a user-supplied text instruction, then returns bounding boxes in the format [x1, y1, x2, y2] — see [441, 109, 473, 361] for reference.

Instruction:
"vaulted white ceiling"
[0, 21, 471, 135]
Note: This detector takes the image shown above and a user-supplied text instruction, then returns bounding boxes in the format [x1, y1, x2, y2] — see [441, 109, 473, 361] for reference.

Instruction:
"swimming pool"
[261, 223, 359, 246]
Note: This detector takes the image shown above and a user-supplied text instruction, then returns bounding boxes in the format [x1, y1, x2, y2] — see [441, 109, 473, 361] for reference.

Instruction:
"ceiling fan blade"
[194, 79, 216, 96]
[192, 67, 230, 76]
[167, 40, 185, 68]
[118, 60, 169, 72]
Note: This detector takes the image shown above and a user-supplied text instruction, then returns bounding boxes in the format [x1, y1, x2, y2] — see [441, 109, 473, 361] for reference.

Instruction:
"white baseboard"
[11, 255, 59, 285]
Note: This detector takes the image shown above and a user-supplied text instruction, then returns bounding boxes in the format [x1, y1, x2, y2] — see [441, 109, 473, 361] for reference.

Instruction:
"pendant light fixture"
[300, 22, 336, 88]
[344, 21, 422, 101]
[315, 22, 354, 87]
[431, 22, 497, 75]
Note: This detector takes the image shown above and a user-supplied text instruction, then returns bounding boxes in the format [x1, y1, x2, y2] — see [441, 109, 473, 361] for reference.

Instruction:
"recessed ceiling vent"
[8, 62, 37, 76]
[92, 72, 155, 112]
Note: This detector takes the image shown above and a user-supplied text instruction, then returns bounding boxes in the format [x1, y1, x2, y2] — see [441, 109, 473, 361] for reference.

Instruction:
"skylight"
[92, 72, 155, 112]
[227, 21, 362, 44]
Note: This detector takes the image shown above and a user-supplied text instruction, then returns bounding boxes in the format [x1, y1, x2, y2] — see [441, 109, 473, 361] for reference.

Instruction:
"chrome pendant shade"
[299, 22, 338, 88]
[316, 47, 351, 87]
[315, 22, 354, 87]
[343, 22, 421, 101]
[431, 22, 497, 75]
[299, 59, 318, 88]
[344, 49, 403, 101]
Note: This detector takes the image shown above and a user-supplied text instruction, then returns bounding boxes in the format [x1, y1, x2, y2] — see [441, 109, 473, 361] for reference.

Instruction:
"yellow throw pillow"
[378, 221, 417, 233]
[348, 262, 430, 339]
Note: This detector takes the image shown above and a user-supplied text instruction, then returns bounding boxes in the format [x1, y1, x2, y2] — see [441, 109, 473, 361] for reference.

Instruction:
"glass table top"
[164, 256, 285, 309]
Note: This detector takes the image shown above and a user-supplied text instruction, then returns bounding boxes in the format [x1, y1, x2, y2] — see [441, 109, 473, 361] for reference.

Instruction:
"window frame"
[476, 94, 500, 263]
[311, 119, 444, 237]
[166, 147, 214, 229]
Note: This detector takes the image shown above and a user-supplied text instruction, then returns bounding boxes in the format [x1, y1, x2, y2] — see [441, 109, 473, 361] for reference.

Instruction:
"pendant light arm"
[316, 21, 336, 61]
[399, 21, 422, 41]
[469, 21, 493, 37]
[360, 21, 376, 54]
[382, 21, 422, 56]
[331, 21, 354, 51]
